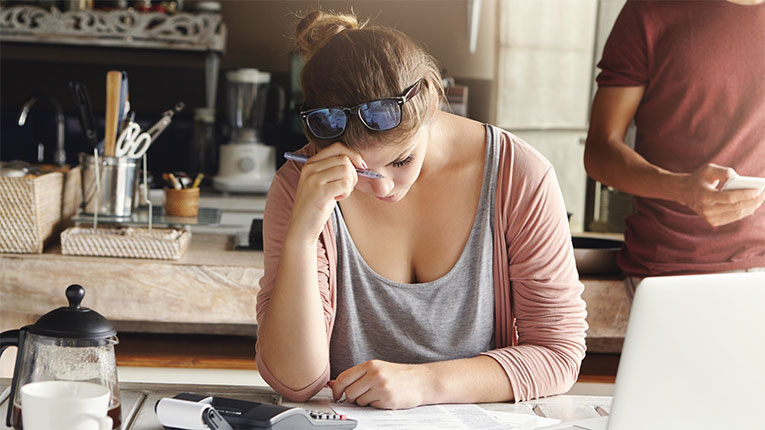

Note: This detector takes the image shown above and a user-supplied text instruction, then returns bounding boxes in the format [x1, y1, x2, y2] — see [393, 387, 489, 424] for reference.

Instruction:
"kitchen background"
[0, 0, 635, 395]
[0, 0, 631, 234]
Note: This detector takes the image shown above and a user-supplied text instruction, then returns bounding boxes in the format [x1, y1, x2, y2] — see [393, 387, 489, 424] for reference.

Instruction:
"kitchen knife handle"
[104, 70, 122, 157]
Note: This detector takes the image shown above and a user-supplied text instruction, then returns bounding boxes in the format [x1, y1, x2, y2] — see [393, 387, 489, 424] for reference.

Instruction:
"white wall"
[494, 0, 627, 232]
[496, 0, 597, 129]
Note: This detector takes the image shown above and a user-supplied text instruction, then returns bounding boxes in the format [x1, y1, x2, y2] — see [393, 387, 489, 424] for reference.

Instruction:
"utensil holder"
[164, 187, 200, 217]
[79, 153, 136, 218]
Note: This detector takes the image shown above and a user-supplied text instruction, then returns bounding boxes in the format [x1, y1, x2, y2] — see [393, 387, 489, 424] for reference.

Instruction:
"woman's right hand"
[286, 142, 368, 242]
[680, 163, 765, 227]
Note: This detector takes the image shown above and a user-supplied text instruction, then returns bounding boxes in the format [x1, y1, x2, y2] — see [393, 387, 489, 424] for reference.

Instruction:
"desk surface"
[0, 379, 611, 429]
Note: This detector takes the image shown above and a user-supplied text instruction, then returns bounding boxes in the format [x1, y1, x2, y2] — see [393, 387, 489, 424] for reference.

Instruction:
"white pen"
[284, 152, 385, 179]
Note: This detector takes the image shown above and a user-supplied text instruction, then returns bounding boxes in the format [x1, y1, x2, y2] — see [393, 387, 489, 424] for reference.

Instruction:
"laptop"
[539, 272, 765, 430]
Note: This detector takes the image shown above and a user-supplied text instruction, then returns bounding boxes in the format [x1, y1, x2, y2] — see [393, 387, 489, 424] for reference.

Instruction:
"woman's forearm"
[257, 234, 330, 389]
[422, 356, 514, 404]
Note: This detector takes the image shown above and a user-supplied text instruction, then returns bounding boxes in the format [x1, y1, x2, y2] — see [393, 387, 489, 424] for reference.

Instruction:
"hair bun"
[296, 10, 363, 59]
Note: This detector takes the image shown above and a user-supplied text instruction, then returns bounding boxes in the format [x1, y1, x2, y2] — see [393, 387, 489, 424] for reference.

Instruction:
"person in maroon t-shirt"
[584, 0, 765, 294]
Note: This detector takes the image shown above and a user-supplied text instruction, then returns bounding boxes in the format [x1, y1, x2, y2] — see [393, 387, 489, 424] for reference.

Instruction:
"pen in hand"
[284, 152, 384, 179]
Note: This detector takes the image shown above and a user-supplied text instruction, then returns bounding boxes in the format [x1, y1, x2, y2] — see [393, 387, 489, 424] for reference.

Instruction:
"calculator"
[156, 392, 358, 430]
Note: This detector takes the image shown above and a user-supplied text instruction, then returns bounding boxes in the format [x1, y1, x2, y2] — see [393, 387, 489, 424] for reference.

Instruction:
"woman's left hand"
[330, 360, 434, 410]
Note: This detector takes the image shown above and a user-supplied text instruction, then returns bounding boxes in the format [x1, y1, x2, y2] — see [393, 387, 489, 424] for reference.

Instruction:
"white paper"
[486, 410, 561, 428]
[331, 403, 560, 429]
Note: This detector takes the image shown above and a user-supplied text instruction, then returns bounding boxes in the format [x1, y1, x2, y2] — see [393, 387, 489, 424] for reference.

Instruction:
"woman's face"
[352, 127, 430, 203]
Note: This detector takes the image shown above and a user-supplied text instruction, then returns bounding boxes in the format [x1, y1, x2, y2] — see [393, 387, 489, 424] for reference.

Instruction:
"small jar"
[164, 187, 199, 217]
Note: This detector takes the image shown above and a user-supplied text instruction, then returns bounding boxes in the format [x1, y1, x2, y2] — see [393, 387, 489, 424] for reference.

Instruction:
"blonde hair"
[295, 10, 445, 150]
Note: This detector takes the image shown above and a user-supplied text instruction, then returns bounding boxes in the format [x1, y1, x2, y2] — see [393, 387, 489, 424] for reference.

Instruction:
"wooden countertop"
[0, 231, 629, 354]
[0, 233, 263, 325]
[1, 232, 261, 267]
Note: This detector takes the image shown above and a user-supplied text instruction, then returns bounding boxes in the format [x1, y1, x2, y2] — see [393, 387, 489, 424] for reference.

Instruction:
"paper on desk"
[486, 410, 561, 428]
[331, 403, 560, 429]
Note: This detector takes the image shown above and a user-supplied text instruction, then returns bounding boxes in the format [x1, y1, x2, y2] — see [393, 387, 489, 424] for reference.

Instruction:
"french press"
[0, 285, 122, 429]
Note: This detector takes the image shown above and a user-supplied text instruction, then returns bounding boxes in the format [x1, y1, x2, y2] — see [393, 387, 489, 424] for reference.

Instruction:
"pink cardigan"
[256, 127, 588, 403]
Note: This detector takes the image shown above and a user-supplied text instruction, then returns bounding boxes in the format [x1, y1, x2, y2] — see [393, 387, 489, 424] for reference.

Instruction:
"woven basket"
[60, 226, 191, 260]
[164, 187, 200, 217]
[0, 167, 81, 253]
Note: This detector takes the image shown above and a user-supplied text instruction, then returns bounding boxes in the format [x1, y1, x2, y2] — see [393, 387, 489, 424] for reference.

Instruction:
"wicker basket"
[0, 167, 81, 253]
[60, 226, 191, 260]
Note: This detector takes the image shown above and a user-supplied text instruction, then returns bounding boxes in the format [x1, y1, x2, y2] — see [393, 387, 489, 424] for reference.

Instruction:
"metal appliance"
[213, 68, 275, 193]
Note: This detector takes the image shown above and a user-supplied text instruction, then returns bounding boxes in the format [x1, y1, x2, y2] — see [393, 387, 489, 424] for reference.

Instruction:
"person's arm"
[584, 86, 685, 200]
[482, 163, 587, 403]
[257, 223, 330, 389]
[257, 143, 368, 396]
[330, 356, 512, 409]
[584, 87, 764, 226]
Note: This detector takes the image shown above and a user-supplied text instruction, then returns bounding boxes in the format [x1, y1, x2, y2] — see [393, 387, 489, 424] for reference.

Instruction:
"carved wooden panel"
[0, 5, 226, 52]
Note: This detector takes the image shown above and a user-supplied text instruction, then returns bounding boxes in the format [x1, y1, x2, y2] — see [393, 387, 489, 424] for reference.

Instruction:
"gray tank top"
[329, 125, 500, 378]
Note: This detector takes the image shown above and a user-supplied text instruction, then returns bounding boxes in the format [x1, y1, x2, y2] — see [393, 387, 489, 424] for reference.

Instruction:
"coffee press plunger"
[0, 285, 122, 429]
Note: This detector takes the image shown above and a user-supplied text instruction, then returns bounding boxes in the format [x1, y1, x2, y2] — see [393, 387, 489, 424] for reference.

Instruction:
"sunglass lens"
[306, 108, 346, 139]
[359, 99, 401, 131]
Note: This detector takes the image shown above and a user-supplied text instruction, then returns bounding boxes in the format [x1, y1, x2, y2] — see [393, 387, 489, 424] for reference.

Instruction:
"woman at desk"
[255, 11, 587, 409]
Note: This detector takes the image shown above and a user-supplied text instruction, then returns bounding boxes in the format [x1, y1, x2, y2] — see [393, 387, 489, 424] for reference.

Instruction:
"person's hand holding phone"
[680, 163, 765, 227]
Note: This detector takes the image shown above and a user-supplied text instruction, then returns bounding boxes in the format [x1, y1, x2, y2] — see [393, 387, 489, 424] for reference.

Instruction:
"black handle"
[0, 329, 19, 358]
[69, 80, 99, 150]
[1, 329, 21, 428]
[66, 284, 86, 309]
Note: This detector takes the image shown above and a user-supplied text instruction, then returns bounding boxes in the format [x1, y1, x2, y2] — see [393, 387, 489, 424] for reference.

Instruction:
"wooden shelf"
[0, 5, 226, 53]
[0, 5, 226, 110]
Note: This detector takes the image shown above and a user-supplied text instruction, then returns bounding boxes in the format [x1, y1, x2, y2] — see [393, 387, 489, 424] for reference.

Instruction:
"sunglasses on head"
[300, 79, 425, 140]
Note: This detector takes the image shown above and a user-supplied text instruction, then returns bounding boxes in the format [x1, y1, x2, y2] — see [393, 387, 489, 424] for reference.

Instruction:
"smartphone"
[721, 175, 765, 192]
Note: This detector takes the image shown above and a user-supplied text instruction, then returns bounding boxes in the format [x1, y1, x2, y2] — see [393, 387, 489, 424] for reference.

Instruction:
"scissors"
[115, 121, 151, 158]
[114, 102, 185, 159]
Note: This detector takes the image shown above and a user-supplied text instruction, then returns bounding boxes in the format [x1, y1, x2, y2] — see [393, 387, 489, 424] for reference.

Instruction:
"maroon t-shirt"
[597, 0, 765, 277]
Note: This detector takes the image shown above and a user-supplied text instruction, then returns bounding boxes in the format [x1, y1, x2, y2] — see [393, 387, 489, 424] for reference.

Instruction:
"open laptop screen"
[607, 272, 765, 430]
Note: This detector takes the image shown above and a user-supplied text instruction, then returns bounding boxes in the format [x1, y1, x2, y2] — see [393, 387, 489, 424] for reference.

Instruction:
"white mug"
[20, 381, 113, 430]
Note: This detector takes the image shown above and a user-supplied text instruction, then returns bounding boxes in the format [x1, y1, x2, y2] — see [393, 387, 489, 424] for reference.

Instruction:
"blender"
[213, 68, 275, 193]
